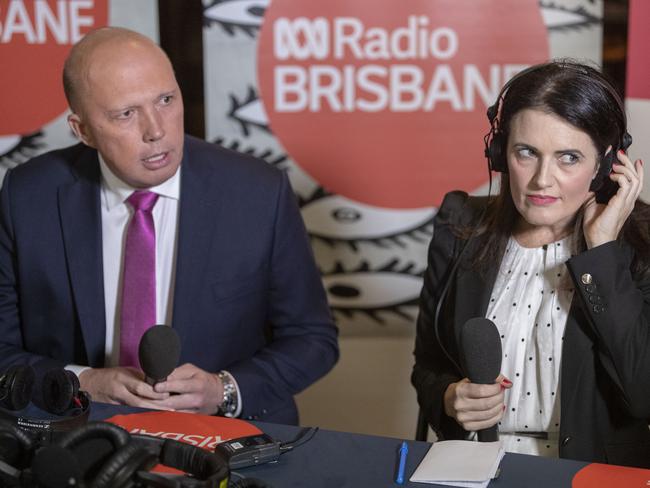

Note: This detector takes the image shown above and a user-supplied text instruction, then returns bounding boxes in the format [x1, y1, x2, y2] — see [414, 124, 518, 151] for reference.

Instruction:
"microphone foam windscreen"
[460, 318, 502, 384]
[138, 325, 181, 380]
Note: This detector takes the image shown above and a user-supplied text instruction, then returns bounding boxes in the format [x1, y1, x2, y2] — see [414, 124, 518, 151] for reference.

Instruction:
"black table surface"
[89, 402, 590, 488]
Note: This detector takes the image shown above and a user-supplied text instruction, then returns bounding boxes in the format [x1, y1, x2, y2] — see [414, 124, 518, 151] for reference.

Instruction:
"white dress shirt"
[98, 156, 181, 367]
[485, 236, 573, 457]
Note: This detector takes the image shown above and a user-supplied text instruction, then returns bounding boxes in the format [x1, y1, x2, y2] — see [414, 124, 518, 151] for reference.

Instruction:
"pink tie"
[119, 190, 159, 368]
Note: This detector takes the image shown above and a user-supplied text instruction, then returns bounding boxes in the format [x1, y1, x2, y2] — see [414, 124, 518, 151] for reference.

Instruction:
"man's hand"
[443, 375, 512, 432]
[79, 367, 170, 409]
[151, 363, 224, 415]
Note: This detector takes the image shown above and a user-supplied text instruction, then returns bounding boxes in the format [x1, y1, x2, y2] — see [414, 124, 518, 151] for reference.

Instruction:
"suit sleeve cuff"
[566, 241, 629, 317]
[65, 364, 90, 379]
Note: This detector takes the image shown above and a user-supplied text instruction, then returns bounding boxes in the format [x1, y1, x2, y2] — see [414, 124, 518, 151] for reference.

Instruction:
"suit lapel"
[58, 148, 106, 367]
[453, 240, 499, 346]
[171, 143, 221, 343]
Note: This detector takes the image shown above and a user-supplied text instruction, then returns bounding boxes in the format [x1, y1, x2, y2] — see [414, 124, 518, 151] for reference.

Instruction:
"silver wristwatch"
[217, 370, 238, 417]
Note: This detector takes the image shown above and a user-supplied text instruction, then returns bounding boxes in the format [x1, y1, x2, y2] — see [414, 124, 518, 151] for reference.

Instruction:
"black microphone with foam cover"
[460, 317, 502, 442]
[138, 325, 181, 386]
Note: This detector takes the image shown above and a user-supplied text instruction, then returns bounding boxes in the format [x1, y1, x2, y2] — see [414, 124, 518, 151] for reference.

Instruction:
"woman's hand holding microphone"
[443, 375, 512, 432]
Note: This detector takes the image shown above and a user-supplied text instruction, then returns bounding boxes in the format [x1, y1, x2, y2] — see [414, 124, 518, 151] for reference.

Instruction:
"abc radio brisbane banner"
[626, 0, 650, 203]
[258, 3, 549, 209]
[0, 0, 157, 181]
[203, 0, 603, 336]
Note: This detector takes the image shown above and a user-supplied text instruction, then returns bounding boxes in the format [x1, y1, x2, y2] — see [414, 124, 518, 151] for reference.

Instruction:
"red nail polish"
[618, 149, 625, 155]
[502, 405, 506, 411]
[502, 379, 512, 386]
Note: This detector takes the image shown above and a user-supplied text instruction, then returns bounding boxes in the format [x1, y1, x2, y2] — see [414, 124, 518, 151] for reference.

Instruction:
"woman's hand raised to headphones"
[583, 151, 644, 249]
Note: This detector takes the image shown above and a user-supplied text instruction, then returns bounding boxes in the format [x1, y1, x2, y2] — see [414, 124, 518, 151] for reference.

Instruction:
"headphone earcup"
[31, 445, 84, 488]
[0, 365, 35, 411]
[622, 131, 633, 151]
[41, 369, 79, 415]
[160, 438, 229, 481]
[57, 421, 131, 482]
[0, 418, 36, 469]
[487, 131, 508, 173]
[92, 442, 157, 488]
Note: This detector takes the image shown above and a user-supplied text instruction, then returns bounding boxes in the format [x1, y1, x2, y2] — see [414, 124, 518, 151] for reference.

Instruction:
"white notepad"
[410, 440, 505, 487]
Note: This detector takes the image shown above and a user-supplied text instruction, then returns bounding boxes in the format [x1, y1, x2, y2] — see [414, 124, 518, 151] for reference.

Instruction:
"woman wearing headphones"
[411, 60, 650, 467]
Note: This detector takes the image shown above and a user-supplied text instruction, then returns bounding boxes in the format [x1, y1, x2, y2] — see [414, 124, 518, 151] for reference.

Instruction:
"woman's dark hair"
[458, 60, 650, 278]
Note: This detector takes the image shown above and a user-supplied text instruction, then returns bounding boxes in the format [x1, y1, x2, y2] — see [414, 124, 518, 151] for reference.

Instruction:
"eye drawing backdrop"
[202, 0, 604, 337]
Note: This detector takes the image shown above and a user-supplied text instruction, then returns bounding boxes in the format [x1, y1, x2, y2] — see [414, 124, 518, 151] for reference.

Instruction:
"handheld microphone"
[138, 325, 181, 386]
[460, 318, 502, 442]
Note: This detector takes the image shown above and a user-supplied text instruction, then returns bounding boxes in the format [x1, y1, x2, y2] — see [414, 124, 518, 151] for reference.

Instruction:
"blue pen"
[396, 440, 408, 484]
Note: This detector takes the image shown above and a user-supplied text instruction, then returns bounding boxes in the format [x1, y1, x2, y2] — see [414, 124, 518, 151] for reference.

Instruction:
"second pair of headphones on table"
[0, 364, 83, 414]
[0, 419, 275, 488]
[0, 364, 91, 445]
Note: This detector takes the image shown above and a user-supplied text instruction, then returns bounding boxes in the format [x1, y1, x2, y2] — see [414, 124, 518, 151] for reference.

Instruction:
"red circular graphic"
[258, 0, 549, 208]
[0, 0, 108, 136]
[573, 463, 650, 487]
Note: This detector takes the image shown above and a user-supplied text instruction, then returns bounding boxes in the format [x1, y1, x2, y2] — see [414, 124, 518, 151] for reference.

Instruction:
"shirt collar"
[98, 153, 181, 211]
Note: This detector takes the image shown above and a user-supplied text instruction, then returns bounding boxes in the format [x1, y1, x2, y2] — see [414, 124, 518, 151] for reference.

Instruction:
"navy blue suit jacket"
[0, 136, 338, 424]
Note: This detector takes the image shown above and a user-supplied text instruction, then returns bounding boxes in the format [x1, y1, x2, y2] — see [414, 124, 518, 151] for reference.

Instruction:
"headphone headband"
[132, 434, 230, 487]
[484, 60, 630, 174]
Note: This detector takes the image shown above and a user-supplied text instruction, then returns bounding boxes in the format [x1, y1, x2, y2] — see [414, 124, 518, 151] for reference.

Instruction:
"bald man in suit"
[0, 27, 338, 424]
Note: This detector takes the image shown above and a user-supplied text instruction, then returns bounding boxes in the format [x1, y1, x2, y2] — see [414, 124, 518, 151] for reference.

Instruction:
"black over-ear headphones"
[483, 62, 633, 191]
[0, 365, 90, 444]
[0, 419, 277, 488]
[0, 421, 229, 487]
[31, 422, 229, 488]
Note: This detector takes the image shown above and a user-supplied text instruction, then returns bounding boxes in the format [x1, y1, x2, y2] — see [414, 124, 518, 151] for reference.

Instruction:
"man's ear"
[67, 112, 96, 148]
